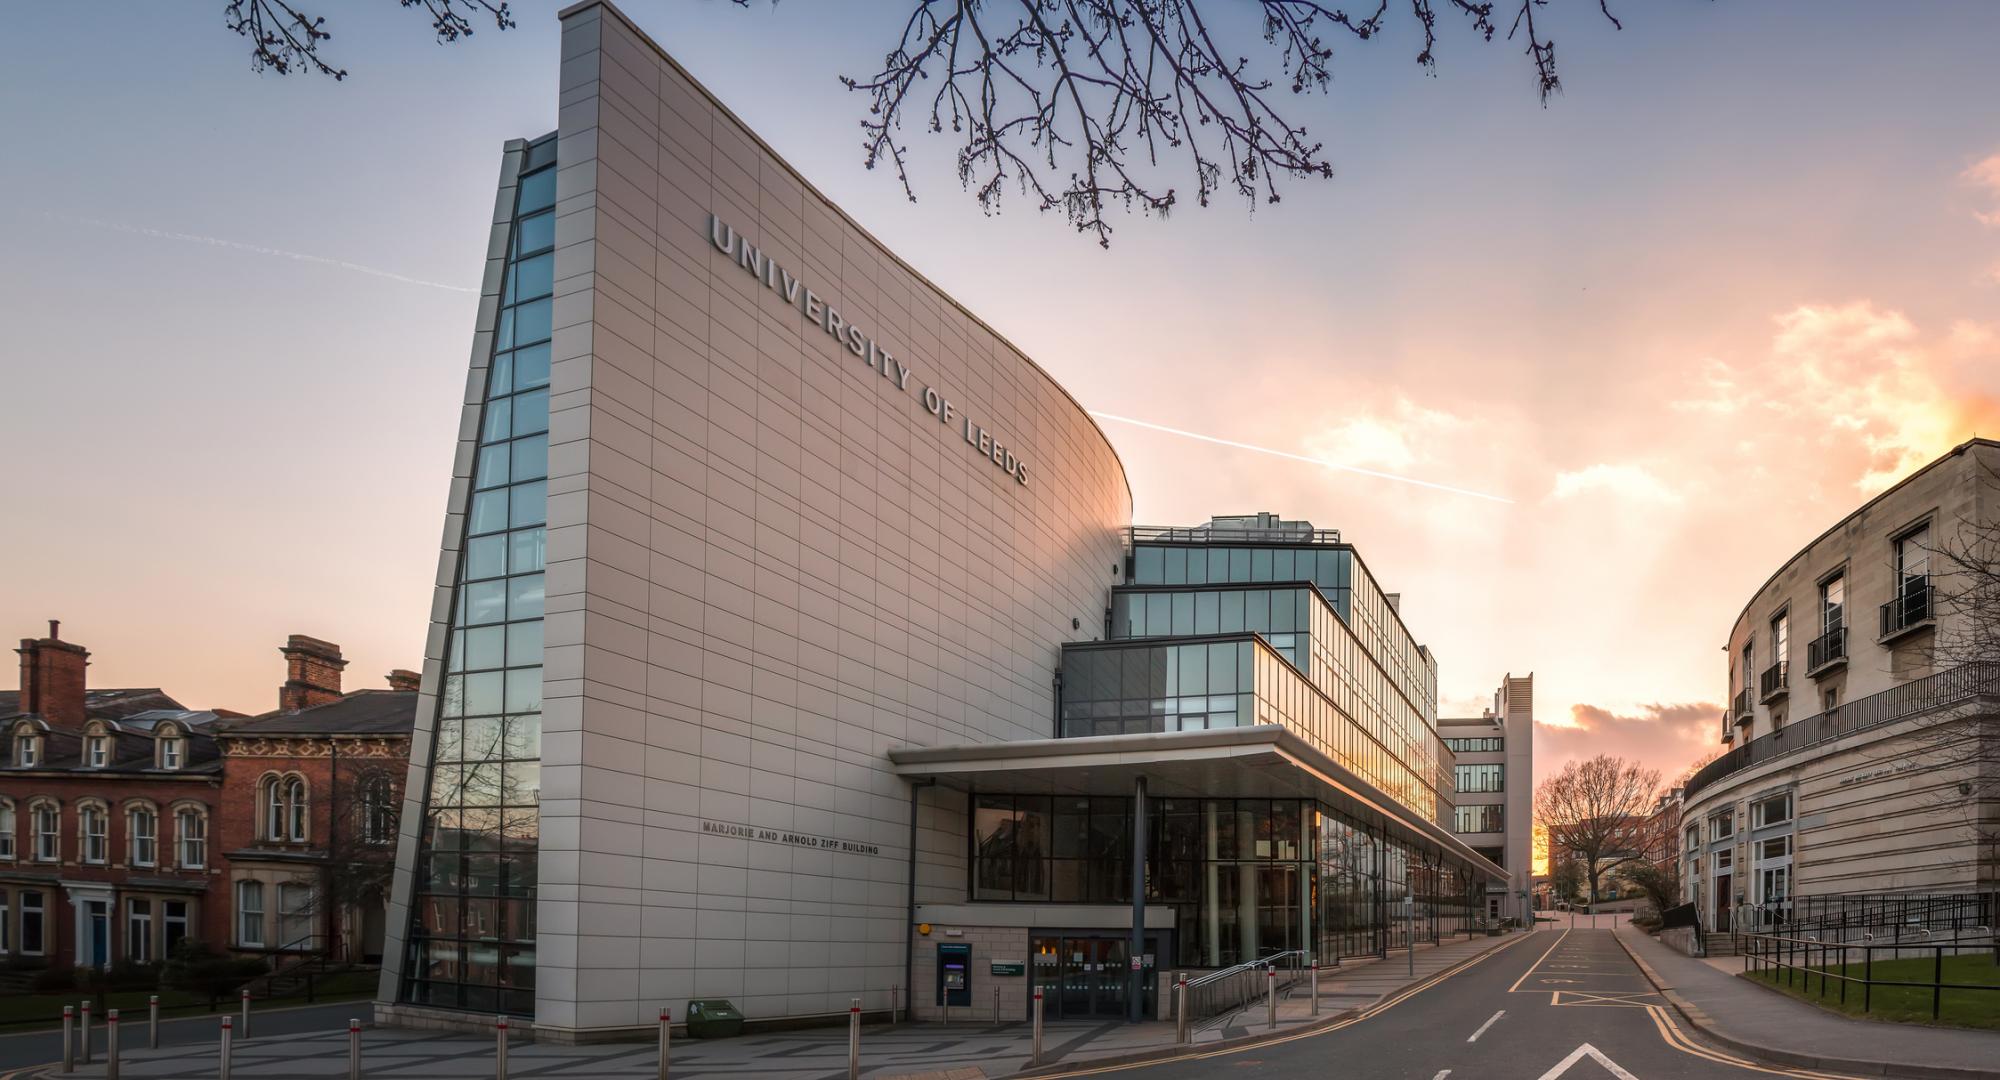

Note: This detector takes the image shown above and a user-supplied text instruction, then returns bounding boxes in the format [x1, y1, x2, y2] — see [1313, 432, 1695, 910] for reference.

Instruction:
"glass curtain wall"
[401, 141, 554, 1016]
[970, 795, 1481, 967]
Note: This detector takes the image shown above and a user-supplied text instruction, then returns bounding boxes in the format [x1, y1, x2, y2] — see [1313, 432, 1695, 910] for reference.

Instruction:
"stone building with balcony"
[1682, 438, 2000, 932]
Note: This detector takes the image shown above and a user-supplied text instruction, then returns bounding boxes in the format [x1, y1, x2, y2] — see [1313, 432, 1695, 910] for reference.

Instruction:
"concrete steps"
[1704, 932, 1737, 957]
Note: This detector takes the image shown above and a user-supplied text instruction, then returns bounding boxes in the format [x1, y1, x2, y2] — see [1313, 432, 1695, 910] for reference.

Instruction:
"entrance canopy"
[889, 724, 1507, 884]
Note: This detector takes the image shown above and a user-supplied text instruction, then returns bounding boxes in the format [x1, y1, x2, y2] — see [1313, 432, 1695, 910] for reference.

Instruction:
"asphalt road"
[1075, 929, 1869, 1080]
[0, 1000, 369, 1077]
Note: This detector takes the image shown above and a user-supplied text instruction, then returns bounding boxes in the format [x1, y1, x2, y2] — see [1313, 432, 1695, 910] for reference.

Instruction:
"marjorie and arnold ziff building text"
[376, 0, 1505, 1039]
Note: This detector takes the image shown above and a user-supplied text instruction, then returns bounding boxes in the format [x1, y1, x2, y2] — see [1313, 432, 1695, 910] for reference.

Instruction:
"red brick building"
[1, 623, 415, 974]
[214, 637, 417, 964]
[1, 623, 230, 970]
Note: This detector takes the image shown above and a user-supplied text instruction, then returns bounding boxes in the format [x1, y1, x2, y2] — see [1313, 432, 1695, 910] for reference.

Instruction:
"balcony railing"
[1759, 662, 1788, 701]
[1130, 524, 1343, 546]
[1732, 688, 1753, 724]
[1685, 662, 2000, 802]
[1879, 577, 1932, 639]
[1806, 626, 1846, 673]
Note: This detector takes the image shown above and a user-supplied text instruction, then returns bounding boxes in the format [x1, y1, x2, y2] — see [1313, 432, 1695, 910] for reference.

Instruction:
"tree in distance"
[221, 0, 1634, 245]
[1535, 754, 1662, 907]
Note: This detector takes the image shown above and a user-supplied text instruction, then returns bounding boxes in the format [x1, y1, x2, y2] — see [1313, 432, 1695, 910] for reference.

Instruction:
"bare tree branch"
[223, 0, 513, 81]
[1535, 754, 1662, 906]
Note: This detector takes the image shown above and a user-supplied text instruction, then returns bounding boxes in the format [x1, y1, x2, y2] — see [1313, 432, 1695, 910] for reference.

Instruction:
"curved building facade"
[1682, 438, 2000, 931]
[378, 1, 1504, 1040]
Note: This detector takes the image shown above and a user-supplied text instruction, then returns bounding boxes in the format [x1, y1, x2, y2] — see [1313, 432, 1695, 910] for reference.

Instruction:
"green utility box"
[685, 999, 745, 1039]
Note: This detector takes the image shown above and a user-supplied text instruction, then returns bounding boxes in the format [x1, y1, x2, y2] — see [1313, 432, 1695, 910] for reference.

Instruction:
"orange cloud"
[1536, 702, 1722, 784]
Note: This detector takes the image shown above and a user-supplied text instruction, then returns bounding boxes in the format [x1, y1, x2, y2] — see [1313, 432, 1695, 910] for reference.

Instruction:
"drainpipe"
[327, 738, 339, 960]
[905, 777, 936, 1023]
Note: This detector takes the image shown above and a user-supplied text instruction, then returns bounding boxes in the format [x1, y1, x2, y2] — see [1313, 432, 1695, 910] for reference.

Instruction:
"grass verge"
[1742, 952, 2000, 1030]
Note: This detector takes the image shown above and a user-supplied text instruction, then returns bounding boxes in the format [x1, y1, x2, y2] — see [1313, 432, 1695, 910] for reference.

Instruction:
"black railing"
[1879, 577, 1932, 638]
[1732, 688, 1753, 723]
[1787, 892, 1995, 937]
[1685, 662, 2000, 802]
[1741, 931, 2000, 1021]
[1806, 626, 1846, 672]
[1760, 662, 1788, 700]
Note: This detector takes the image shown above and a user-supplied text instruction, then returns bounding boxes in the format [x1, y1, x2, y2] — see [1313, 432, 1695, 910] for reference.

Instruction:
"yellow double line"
[1643, 1002, 1864, 1079]
[1029, 934, 1537, 1078]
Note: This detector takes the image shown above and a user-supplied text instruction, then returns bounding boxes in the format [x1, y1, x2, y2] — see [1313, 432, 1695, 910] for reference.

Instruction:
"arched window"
[83, 722, 113, 768]
[360, 775, 397, 845]
[128, 804, 159, 867]
[78, 801, 109, 864]
[175, 804, 209, 869]
[157, 724, 185, 770]
[12, 723, 41, 768]
[285, 777, 308, 842]
[264, 775, 308, 843]
[29, 799, 60, 862]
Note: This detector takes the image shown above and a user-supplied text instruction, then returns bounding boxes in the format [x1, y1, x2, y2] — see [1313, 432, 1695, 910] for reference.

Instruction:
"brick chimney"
[16, 620, 89, 730]
[279, 635, 347, 712]
[385, 669, 422, 692]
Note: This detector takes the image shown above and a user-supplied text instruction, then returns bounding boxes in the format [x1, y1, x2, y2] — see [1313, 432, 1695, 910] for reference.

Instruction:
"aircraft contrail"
[48, 213, 478, 294]
[1089, 411, 1514, 504]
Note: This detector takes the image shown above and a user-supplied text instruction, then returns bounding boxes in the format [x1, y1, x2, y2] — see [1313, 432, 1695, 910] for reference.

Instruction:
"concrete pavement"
[1615, 925, 2000, 1080]
[19, 932, 1525, 1079]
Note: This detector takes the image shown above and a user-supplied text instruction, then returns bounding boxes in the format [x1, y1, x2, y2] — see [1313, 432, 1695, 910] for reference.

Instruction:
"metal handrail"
[1806, 626, 1846, 671]
[1879, 577, 1932, 638]
[1740, 928, 2000, 1020]
[1183, 951, 1308, 1029]
[1130, 525, 1343, 546]
[1687, 662, 2000, 802]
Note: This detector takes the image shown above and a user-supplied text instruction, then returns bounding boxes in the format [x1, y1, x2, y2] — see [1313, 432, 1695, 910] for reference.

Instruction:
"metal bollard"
[657, 1007, 670, 1080]
[1032, 989, 1045, 1065]
[891, 985, 899, 1023]
[495, 1016, 509, 1080]
[942, 993, 949, 1027]
[1174, 980, 1188, 1045]
[241, 989, 252, 1039]
[349, 1018, 363, 1080]
[150, 994, 161, 1049]
[219, 1015, 234, 1080]
[106, 1009, 120, 1080]
[993, 985, 1002, 1027]
[62, 1005, 75, 1073]
[81, 1000, 94, 1065]
[1265, 968, 1277, 1029]
[847, 998, 861, 1080]
[1310, 962, 1320, 1016]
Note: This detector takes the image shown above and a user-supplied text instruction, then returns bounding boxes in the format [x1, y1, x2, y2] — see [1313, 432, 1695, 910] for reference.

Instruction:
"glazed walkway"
[1615, 925, 2000, 1079]
[34, 933, 1529, 1079]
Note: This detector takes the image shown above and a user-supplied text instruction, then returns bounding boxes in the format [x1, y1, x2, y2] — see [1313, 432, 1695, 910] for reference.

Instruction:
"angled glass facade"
[400, 137, 555, 1016]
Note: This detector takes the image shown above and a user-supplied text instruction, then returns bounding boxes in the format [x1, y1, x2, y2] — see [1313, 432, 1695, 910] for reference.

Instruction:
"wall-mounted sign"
[991, 962, 1025, 976]
[709, 216, 1032, 487]
[699, 820, 881, 857]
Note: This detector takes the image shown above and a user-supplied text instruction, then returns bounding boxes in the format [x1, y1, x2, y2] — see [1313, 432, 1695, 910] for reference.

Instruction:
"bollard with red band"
[62, 1005, 75, 1073]
[80, 1000, 94, 1065]
[349, 1018, 363, 1080]
[495, 1015, 510, 1080]
[240, 988, 252, 1039]
[219, 1015, 234, 1080]
[1265, 967, 1277, 1029]
[657, 1007, 671, 1080]
[1031, 988, 1045, 1065]
[149, 994, 161, 1049]
[106, 1009, 121, 1080]
[852, 996, 868, 1080]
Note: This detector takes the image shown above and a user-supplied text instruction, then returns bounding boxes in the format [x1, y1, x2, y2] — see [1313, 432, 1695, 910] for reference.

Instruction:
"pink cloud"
[1536, 702, 1723, 788]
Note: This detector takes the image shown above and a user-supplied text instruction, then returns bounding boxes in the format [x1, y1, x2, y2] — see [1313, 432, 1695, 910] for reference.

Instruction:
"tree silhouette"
[1535, 754, 1661, 906]
[216, 0, 1633, 246]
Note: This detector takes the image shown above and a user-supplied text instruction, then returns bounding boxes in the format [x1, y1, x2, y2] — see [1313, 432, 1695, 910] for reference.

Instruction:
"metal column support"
[1129, 774, 1148, 1023]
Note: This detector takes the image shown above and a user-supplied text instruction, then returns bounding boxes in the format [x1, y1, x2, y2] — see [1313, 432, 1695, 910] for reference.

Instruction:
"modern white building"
[376, 1, 1504, 1040]
[1441, 674, 1534, 925]
[1681, 438, 2000, 934]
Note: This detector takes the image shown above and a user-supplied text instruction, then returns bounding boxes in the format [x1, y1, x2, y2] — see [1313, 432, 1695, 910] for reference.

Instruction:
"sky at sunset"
[6, 2, 2000, 792]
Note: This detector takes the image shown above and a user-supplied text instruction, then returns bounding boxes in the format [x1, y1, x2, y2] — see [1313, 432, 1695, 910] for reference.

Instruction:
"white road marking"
[1467, 1009, 1505, 1042]
[1535, 1042, 1641, 1080]
[1432, 1071, 1452, 1080]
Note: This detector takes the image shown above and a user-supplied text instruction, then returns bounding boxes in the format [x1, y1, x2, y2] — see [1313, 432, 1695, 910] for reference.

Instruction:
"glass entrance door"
[1033, 934, 1154, 1019]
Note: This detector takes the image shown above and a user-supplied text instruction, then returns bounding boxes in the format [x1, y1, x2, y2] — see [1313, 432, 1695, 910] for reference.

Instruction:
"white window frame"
[237, 881, 266, 947]
[277, 881, 314, 950]
[127, 898, 153, 963]
[177, 808, 207, 869]
[0, 892, 9, 954]
[162, 899, 190, 957]
[129, 807, 157, 867]
[86, 734, 109, 768]
[159, 730, 183, 770]
[1751, 792, 1793, 829]
[284, 778, 308, 842]
[0, 801, 14, 861]
[19, 890, 45, 956]
[32, 803, 60, 862]
[80, 804, 108, 864]
[16, 735, 39, 768]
